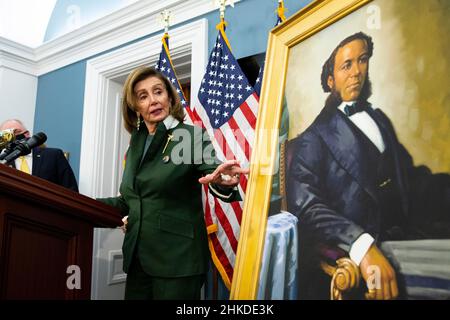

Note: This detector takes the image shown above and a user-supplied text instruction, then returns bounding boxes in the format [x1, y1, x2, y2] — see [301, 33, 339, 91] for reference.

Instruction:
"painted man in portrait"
[286, 32, 450, 299]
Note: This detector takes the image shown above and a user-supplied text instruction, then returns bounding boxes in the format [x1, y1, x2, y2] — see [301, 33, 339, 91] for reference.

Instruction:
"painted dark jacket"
[287, 103, 450, 252]
[286, 103, 450, 299]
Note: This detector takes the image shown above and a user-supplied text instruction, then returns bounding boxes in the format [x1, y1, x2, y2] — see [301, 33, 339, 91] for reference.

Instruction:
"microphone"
[3, 132, 47, 164]
[0, 147, 11, 161]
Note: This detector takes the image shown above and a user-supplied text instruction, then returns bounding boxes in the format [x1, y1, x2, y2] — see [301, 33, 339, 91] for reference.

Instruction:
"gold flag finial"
[215, 0, 234, 22]
[277, 0, 287, 22]
[160, 9, 171, 34]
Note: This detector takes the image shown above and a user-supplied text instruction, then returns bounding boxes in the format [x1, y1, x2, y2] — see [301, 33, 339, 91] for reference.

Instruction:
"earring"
[136, 113, 141, 131]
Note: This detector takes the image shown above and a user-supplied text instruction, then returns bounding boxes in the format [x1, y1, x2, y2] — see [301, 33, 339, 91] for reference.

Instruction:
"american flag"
[196, 25, 259, 289]
[155, 33, 201, 125]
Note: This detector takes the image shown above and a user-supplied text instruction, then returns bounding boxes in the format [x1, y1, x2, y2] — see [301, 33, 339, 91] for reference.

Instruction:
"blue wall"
[34, 61, 86, 180]
[35, 0, 313, 180]
[45, 0, 131, 42]
[204, 0, 311, 58]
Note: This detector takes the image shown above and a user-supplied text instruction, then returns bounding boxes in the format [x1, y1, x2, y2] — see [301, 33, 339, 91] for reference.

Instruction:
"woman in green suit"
[99, 67, 247, 300]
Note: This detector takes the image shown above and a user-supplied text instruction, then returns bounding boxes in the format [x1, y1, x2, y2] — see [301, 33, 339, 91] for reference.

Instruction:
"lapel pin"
[162, 134, 174, 154]
[162, 155, 170, 163]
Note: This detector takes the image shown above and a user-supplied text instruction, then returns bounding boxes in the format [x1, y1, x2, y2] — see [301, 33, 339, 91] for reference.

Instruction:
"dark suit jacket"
[32, 147, 78, 192]
[99, 120, 238, 278]
[286, 104, 450, 298]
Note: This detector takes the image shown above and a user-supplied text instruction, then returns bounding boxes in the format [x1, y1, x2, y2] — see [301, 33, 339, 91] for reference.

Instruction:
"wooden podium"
[0, 165, 122, 299]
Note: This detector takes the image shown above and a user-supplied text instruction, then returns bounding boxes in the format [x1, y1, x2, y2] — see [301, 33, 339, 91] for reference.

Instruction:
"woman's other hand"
[119, 215, 128, 234]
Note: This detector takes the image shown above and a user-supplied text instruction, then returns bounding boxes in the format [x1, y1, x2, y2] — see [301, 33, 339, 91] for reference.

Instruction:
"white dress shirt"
[337, 101, 384, 265]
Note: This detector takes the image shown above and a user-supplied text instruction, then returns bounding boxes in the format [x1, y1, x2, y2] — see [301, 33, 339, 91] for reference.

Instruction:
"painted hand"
[360, 244, 399, 300]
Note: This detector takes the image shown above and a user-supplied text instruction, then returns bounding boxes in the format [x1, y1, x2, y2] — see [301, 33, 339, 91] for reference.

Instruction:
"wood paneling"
[0, 165, 122, 299]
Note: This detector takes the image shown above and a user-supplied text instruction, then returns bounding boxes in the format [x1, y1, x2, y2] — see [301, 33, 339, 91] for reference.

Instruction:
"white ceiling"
[0, 0, 140, 48]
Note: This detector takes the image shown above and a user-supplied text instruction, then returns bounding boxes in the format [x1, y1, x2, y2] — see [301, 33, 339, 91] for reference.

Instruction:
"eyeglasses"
[13, 129, 29, 136]
[13, 130, 29, 140]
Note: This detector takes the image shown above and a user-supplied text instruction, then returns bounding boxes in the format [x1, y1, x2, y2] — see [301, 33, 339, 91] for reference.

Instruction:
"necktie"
[344, 102, 366, 117]
[20, 156, 30, 174]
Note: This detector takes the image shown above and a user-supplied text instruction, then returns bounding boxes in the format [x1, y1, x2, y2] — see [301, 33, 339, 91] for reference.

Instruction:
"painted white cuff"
[349, 233, 375, 266]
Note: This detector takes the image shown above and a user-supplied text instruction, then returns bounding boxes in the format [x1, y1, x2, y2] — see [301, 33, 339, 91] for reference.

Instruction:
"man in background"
[0, 119, 78, 192]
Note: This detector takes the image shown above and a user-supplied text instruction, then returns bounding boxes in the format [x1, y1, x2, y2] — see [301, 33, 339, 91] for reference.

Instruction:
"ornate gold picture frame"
[231, 0, 450, 299]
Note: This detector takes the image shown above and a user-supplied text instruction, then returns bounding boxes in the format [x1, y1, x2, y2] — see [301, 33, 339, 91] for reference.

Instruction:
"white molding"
[0, 0, 241, 76]
[79, 18, 208, 197]
[0, 51, 36, 76]
[0, 37, 35, 59]
[0, 38, 36, 75]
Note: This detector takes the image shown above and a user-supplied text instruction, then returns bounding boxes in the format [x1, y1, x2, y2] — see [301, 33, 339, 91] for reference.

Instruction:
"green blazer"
[99, 118, 234, 277]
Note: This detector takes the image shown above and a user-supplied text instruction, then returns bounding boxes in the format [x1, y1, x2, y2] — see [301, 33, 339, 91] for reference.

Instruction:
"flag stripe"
[213, 198, 239, 251]
[247, 93, 259, 116]
[221, 200, 242, 240]
[206, 188, 241, 247]
[219, 122, 248, 163]
[232, 108, 256, 150]
[185, 105, 198, 124]
[240, 100, 257, 129]
[191, 109, 204, 128]
[203, 185, 213, 226]
[214, 129, 234, 161]
[229, 198, 243, 225]
[216, 223, 237, 264]
[227, 117, 251, 161]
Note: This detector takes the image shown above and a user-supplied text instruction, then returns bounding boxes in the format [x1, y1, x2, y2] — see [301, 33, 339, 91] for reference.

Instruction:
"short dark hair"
[121, 67, 185, 133]
[320, 32, 374, 93]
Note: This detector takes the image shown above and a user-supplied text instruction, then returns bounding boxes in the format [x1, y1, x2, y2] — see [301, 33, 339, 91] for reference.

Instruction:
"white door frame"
[79, 18, 208, 299]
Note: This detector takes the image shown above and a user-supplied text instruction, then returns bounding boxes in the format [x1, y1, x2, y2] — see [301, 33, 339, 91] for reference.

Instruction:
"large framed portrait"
[231, 0, 450, 299]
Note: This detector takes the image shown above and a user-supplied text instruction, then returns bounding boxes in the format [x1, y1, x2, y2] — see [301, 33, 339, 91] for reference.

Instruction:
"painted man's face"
[327, 39, 369, 102]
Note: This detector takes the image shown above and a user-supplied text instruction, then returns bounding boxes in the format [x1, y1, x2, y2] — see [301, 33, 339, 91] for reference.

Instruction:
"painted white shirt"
[338, 101, 385, 153]
[337, 101, 385, 264]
